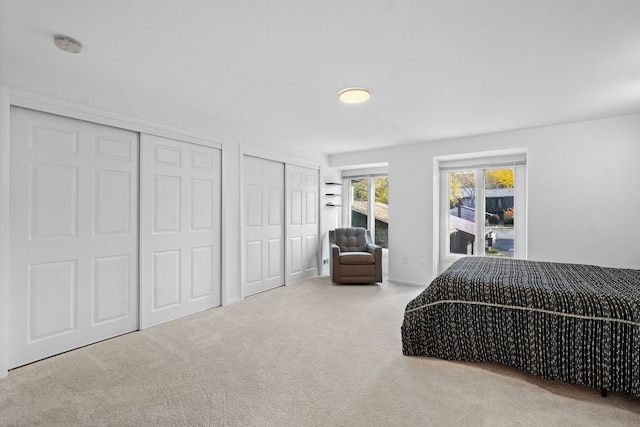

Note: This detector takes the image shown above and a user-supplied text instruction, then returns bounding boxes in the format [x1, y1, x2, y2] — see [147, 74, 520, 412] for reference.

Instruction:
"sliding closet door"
[140, 134, 221, 328]
[243, 156, 285, 296]
[9, 107, 139, 368]
[285, 164, 319, 284]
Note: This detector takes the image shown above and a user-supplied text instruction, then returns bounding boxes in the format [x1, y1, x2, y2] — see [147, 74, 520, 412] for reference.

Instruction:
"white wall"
[330, 114, 640, 285]
[0, 87, 10, 380]
[320, 173, 344, 275]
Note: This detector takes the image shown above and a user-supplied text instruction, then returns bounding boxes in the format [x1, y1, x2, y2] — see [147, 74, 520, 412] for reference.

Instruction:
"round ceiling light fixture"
[54, 35, 82, 54]
[338, 87, 371, 104]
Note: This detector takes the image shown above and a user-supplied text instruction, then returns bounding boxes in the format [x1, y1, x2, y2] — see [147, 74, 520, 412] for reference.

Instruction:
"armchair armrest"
[330, 243, 341, 282]
[366, 244, 381, 259]
[330, 243, 341, 258]
[367, 243, 382, 281]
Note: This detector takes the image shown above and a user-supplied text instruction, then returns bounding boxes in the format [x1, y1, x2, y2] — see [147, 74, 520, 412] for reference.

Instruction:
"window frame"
[344, 173, 389, 250]
[437, 153, 527, 268]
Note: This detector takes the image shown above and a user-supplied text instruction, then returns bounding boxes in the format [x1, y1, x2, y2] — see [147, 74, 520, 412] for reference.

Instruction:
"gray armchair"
[329, 227, 382, 284]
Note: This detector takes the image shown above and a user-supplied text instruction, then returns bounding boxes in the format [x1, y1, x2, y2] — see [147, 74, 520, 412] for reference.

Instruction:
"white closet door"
[243, 156, 284, 296]
[140, 134, 221, 329]
[285, 164, 319, 284]
[9, 107, 139, 368]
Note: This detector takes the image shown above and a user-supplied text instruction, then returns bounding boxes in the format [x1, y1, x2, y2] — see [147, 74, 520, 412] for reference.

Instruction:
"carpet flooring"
[0, 276, 639, 426]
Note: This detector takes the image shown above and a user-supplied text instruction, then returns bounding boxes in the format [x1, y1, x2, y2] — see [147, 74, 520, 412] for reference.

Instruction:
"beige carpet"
[0, 276, 639, 426]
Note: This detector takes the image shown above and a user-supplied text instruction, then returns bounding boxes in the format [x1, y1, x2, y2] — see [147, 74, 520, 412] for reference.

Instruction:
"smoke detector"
[54, 35, 82, 54]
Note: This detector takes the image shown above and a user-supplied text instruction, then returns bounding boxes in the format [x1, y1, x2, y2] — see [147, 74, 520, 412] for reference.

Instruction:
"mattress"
[401, 256, 640, 396]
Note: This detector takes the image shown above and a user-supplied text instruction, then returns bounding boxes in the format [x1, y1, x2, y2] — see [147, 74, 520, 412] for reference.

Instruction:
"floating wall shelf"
[325, 182, 343, 207]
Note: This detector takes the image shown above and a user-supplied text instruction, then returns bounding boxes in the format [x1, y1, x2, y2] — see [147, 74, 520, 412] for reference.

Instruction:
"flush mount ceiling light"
[338, 87, 371, 104]
[54, 34, 82, 54]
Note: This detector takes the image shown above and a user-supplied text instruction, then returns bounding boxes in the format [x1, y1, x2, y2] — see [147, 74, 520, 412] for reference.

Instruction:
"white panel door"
[285, 164, 319, 284]
[9, 107, 139, 368]
[140, 134, 221, 328]
[243, 156, 284, 296]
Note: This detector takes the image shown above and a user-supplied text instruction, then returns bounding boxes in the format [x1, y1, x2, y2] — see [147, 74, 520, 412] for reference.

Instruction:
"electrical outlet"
[402, 255, 409, 265]
[323, 259, 329, 265]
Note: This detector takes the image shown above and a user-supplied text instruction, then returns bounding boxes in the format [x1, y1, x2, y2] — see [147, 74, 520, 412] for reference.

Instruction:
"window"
[373, 176, 389, 249]
[439, 154, 526, 262]
[350, 178, 368, 228]
[347, 175, 389, 249]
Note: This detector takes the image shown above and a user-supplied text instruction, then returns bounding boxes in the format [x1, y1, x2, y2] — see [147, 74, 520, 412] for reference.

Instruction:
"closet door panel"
[285, 164, 319, 284]
[9, 107, 139, 368]
[140, 134, 221, 328]
[243, 156, 284, 296]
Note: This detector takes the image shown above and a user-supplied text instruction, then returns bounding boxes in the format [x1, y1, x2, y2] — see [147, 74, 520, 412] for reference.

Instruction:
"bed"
[401, 256, 640, 397]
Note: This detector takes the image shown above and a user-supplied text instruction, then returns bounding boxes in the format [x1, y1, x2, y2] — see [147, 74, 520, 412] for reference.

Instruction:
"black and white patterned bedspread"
[401, 257, 640, 396]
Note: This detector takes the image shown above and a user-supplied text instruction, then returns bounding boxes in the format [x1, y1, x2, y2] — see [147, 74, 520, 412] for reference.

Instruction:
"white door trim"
[241, 145, 320, 171]
[7, 87, 222, 150]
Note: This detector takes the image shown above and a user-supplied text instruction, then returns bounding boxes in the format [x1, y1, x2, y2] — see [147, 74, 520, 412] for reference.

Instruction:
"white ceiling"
[2, 0, 640, 155]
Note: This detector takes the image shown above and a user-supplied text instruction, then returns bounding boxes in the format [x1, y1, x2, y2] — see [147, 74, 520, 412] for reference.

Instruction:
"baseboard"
[223, 297, 243, 306]
[387, 277, 428, 287]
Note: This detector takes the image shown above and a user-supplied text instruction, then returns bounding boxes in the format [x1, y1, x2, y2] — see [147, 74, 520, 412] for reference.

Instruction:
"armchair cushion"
[339, 252, 375, 265]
